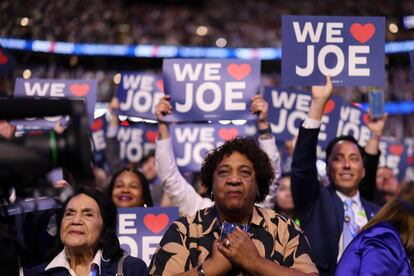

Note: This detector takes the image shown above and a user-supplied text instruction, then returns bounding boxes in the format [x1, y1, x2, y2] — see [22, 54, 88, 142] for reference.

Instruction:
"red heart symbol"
[388, 144, 404, 156]
[350, 23, 376, 44]
[219, 128, 239, 141]
[91, 118, 103, 131]
[70, 84, 90, 97]
[227, 64, 252, 80]
[323, 99, 336, 114]
[145, 130, 158, 143]
[0, 51, 8, 65]
[407, 156, 414, 165]
[362, 113, 369, 124]
[156, 80, 164, 92]
[143, 214, 169, 234]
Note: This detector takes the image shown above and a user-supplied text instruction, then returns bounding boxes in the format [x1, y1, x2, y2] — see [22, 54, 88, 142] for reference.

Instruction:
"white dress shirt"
[45, 248, 103, 276]
[336, 191, 368, 261]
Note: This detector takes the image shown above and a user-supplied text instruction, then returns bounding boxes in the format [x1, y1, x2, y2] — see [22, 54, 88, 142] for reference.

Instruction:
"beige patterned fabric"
[149, 206, 318, 275]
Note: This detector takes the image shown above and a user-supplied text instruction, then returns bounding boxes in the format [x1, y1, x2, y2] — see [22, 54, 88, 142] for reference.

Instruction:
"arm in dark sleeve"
[291, 126, 321, 211]
[358, 151, 380, 202]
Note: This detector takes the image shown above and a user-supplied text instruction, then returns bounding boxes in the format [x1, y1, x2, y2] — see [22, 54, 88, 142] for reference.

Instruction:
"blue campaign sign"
[282, 16, 385, 86]
[116, 72, 164, 120]
[13, 78, 97, 128]
[264, 86, 341, 147]
[334, 102, 374, 146]
[91, 115, 108, 168]
[163, 59, 261, 122]
[117, 207, 179, 266]
[170, 122, 256, 172]
[117, 122, 157, 163]
[378, 138, 408, 181]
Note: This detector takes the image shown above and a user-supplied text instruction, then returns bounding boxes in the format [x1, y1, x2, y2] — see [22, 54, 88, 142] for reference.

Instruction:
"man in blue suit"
[291, 76, 387, 276]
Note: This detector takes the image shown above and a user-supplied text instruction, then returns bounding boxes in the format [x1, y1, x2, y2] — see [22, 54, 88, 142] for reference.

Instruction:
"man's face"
[376, 167, 400, 202]
[327, 141, 365, 196]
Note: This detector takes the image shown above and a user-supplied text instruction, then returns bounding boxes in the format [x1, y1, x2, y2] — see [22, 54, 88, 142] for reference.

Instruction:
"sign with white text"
[282, 16, 385, 86]
[163, 59, 260, 122]
[117, 123, 157, 163]
[264, 86, 341, 147]
[13, 78, 97, 128]
[116, 72, 164, 120]
[170, 122, 256, 172]
[335, 102, 372, 146]
[117, 207, 178, 266]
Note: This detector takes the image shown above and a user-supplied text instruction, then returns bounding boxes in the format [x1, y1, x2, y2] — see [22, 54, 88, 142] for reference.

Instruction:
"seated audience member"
[149, 137, 318, 275]
[291, 76, 387, 275]
[336, 198, 414, 275]
[154, 95, 281, 216]
[108, 167, 153, 208]
[104, 97, 165, 206]
[273, 172, 300, 222]
[26, 188, 147, 275]
[375, 166, 401, 205]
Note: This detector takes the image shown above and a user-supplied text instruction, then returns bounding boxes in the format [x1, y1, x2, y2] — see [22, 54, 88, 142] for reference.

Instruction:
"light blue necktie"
[343, 198, 358, 248]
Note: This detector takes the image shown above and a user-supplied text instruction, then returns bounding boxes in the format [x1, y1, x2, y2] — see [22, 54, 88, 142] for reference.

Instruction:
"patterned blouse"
[149, 206, 318, 275]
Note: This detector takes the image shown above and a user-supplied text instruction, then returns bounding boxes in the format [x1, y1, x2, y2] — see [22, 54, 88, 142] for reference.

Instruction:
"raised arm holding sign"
[291, 76, 381, 275]
[154, 94, 281, 216]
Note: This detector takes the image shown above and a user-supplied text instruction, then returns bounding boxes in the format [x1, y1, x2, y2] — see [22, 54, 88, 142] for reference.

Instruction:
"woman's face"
[60, 194, 104, 252]
[112, 171, 144, 208]
[212, 151, 257, 216]
[275, 176, 294, 211]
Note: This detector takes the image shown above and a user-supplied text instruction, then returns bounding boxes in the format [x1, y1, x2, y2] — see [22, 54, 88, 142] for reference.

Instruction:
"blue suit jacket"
[336, 222, 413, 275]
[291, 126, 380, 276]
[25, 255, 148, 276]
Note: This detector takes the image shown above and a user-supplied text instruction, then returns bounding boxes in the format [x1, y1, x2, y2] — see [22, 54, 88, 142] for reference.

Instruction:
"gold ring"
[224, 239, 232, 249]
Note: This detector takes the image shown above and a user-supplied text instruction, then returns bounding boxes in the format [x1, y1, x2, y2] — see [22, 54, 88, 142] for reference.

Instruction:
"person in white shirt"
[154, 95, 281, 216]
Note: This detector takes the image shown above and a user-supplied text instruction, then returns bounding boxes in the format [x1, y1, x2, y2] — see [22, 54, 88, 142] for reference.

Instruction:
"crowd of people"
[1, 76, 414, 275]
[1, 0, 414, 47]
[1, 1, 414, 275]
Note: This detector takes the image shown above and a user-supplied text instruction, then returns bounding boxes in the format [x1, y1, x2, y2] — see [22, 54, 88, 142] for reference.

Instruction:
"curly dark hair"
[200, 136, 274, 203]
[55, 187, 124, 261]
[108, 167, 154, 207]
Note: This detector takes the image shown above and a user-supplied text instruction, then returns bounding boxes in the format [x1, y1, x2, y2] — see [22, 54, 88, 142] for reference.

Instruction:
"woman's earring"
[210, 191, 214, 200]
